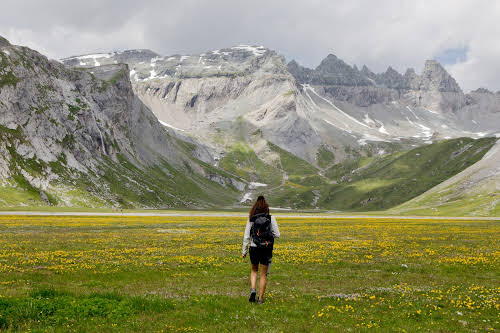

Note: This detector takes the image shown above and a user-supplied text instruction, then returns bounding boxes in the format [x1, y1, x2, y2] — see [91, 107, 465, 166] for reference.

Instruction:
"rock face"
[62, 44, 499, 169]
[64, 45, 323, 161]
[414, 60, 462, 93]
[375, 67, 409, 89]
[310, 54, 372, 86]
[0, 37, 243, 208]
[0, 44, 176, 172]
[289, 56, 466, 111]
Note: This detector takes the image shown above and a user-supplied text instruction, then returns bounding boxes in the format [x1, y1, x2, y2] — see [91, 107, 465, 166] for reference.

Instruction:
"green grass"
[266, 183, 317, 209]
[0, 182, 45, 206]
[0, 215, 497, 331]
[268, 142, 318, 176]
[0, 125, 53, 205]
[0, 289, 175, 331]
[222, 138, 497, 213]
[318, 137, 496, 211]
[316, 145, 335, 169]
[95, 68, 127, 92]
[261, 138, 497, 211]
[0, 51, 20, 89]
[394, 191, 500, 217]
[219, 142, 282, 186]
[218, 140, 322, 208]
[324, 156, 375, 180]
[97, 153, 239, 209]
[0, 71, 20, 89]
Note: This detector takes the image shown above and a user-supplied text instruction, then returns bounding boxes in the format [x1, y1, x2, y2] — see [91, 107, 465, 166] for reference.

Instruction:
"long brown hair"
[249, 195, 269, 218]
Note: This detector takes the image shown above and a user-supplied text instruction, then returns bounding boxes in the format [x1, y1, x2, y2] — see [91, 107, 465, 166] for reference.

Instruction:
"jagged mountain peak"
[287, 59, 300, 67]
[361, 64, 372, 73]
[385, 66, 399, 75]
[404, 67, 417, 76]
[421, 59, 452, 79]
[316, 53, 346, 70]
[375, 66, 407, 89]
[286, 59, 313, 83]
[288, 52, 464, 93]
[418, 59, 462, 93]
[324, 53, 339, 61]
[360, 65, 376, 80]
[471, 87, 493, 94]
[424, 59, 443, 68]
[312, 53, 372, 86]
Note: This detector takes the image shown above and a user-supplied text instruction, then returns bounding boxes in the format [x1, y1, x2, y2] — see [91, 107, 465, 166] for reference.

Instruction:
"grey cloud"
[1, 0, 499, 91]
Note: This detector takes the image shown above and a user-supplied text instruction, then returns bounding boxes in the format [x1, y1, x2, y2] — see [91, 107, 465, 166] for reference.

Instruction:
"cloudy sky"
[1, 0, 499, 91]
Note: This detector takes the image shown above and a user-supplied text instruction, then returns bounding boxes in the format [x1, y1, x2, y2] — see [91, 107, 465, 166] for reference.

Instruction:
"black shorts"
[249, 246, 273, 266]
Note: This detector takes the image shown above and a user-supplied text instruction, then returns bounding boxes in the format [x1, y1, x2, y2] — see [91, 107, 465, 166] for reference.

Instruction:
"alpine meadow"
[0, 0, 499, 332]
[0, 215, 498, 331]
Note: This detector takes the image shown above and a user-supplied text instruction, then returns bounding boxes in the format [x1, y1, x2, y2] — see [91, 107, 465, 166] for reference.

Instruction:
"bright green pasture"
[0, 215, 498, 332]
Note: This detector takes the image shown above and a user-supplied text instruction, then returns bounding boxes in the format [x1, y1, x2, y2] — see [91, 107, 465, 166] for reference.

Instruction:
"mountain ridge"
[0, 36, 498, 213]
[61, 42, 499, 168]
[0, 36, 245, 208]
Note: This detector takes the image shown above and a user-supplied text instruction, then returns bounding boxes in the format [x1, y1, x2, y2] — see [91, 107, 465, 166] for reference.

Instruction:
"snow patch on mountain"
[240, 192, 252, 203]
[158, 120, 185, 132]
[412, 123, 432, 138]
[324, 119, 352, 134]
[69, 53, 113, 66]
[249, 182, 267, 189]
[377, 121, 389, 135]
[231, 45, 266, 57]
[363, 114, 376, 125]
[406, 106, 421, 120]
[358, 134, 390, 145]
[424, 107, 439, 114]
[304, 84, 370, 129]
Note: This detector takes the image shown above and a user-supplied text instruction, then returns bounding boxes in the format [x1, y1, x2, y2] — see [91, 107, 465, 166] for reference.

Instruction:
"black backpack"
[250, 213, 274, 248]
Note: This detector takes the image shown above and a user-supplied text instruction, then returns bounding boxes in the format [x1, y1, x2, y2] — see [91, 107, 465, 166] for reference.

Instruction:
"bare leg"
[250, 263, 258, 289]
[259, 264, 268, 300]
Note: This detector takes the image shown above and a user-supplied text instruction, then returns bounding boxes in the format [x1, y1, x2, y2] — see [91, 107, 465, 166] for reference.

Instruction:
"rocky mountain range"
[0, 36, 244, 208]
[63, 44, 499, 165]
[0, 35, 498, 213]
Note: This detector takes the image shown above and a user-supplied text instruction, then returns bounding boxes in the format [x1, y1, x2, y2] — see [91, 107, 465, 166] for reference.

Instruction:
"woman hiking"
[242, 195, 280, 304]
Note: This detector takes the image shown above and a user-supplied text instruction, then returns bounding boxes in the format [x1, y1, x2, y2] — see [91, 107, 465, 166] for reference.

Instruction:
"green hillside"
[264, 137, 496, 210]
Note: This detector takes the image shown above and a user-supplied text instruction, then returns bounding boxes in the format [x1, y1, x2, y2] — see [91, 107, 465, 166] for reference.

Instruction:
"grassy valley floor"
[0, 215, 498, 332]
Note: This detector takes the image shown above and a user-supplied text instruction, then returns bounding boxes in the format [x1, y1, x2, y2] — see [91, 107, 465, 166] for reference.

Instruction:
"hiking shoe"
[249, 290, 256, 303]
[257, 298, 264, 305]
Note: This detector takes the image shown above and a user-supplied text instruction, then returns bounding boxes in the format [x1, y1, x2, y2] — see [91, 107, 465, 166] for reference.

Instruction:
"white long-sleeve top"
[242, 215, 280, 255]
